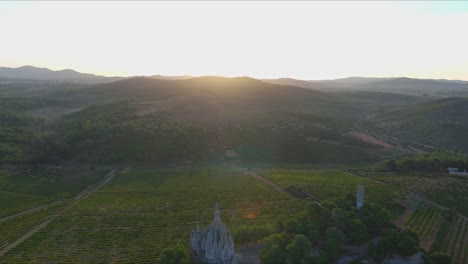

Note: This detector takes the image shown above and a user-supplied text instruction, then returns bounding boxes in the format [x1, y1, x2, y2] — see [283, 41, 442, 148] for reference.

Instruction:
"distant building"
[356, 184, 365, 210]
[191, 204, 242, 264]
[448, 167, 468, 175]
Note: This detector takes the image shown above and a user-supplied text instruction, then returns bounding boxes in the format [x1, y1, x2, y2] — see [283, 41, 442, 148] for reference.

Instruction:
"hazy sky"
[1, 1, 468, 80]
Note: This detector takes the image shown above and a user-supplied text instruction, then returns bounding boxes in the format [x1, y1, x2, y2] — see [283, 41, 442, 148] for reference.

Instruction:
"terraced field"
[2, 166, 305, 263]
[260, 169, 408, 217]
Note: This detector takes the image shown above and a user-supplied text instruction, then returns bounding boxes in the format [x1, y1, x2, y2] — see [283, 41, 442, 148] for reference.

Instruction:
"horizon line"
[2, 64, 468, 82]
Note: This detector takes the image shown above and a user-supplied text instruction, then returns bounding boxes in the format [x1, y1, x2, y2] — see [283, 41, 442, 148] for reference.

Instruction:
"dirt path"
[0, 218, 54, 256]
[236, 167, 294, 199]
[350, 131, 395, 149]
[0, 169, 119, 257]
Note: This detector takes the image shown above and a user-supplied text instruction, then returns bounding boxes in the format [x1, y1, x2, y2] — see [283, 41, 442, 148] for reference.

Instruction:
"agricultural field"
[439, 215, 468, 264]
[1, 166, 306, 263]
[367, 173, 468, 216]
[403, 203, 443, 252]
[0, 190, 56, 218]
[0, 168, 110, 219]
[260, 169, 408, 217]
[0, 202, 66, 251]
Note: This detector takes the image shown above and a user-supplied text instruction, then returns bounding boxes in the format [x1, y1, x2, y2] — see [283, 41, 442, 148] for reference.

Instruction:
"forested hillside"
[1, 76, 466, 165]
[363, 97, 468, 152]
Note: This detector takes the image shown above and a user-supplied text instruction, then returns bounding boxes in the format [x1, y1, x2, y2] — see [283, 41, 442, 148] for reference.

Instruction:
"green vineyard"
[0, 202, 66, 250]
[0, 190, 57, 218]
[403, 204, 442, 252]
[441, 216, 468, 264]
[1, 166, 307, 262]
[296, 183, 406, 217]
[261, 169, 407, 217]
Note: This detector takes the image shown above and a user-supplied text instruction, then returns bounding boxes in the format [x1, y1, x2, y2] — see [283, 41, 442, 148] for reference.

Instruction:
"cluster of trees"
[51, 102, 214, 163]
[377, 151, 468, 172]
[157, 245, 190, 264]
[368, 228, 419, 262]
[0, 101, 49, 163]
[233, 224, 274, 245]
[0, 98, 385, 165]
[259, 194, 415, 264]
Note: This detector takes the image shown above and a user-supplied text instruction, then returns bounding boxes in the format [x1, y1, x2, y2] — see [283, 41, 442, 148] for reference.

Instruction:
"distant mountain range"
[1, 65, 468, 96]
[264, 76, 468, 96]
[0, 66, 125, 84]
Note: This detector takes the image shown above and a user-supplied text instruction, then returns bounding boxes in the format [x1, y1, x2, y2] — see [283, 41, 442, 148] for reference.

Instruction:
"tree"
[332, 208, 349, 229]
[158, 245, 190, 264]
[273, 219, 284, 233]
[398, 235, 418, 256]
[303, 203, 331, 231]
[386, 159, 397, 171]
[260, 244, 286, 264]
[262, 233, 289, 251]
[401, 229, 420, 247]
[375, 238, 392, 262]
[326, 237, 341, 262]
[381, 228, 400, 251]
[326, 227, 346, 246]
[285, 219, 303, 235]
[260, 233, 289, 264]
[285, 234, 312, 264]
[348, 219, 368, 244]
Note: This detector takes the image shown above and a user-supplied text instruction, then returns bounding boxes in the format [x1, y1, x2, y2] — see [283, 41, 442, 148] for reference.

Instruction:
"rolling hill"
[363, 97, 468, 151]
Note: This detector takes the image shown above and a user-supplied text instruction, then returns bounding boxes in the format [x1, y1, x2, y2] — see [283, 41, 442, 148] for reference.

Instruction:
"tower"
[356, 184, 365, 210]
[191, 203, 242, 264]
[214, 202, 221, 222]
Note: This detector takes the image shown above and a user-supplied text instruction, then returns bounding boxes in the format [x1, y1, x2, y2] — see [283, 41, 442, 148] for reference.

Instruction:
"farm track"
[236, 167, 295, 199]
[0, 169, 119, 257]
[0, 217, 55, 256]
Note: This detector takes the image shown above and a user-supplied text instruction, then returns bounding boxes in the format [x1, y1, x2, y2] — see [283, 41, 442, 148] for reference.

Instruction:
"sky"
[1, 1, 468, 80]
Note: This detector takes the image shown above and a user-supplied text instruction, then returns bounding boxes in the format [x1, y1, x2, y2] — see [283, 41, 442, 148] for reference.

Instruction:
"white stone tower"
[356, 184, 365, 210]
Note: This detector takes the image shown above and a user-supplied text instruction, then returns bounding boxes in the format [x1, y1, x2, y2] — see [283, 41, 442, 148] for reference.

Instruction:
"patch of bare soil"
[350, 131, 395, 149]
